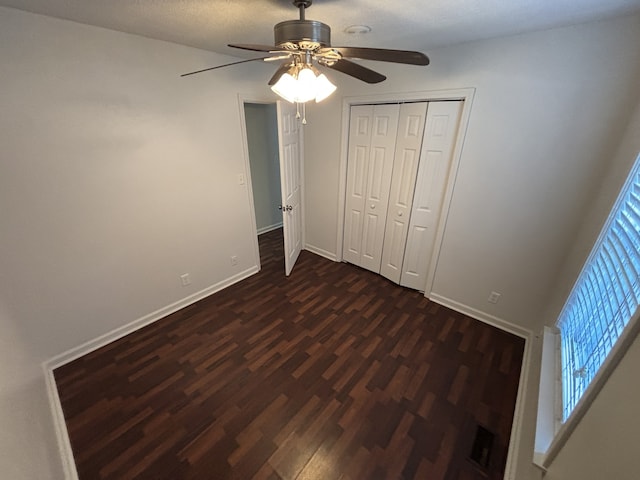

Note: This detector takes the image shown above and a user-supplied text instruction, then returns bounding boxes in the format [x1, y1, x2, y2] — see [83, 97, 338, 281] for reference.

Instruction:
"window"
[557, 155, 640, 421]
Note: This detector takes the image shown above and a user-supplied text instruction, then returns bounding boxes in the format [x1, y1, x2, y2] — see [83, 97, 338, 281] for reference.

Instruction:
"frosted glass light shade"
[296, 68, 318, 103]
[270, 72, 298, 103]
[270, 65, 337, 104]
[314, 74, 337, 102]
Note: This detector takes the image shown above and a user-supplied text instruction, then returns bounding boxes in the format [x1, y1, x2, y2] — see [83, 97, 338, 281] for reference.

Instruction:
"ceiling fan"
[182, 0, 429, 107]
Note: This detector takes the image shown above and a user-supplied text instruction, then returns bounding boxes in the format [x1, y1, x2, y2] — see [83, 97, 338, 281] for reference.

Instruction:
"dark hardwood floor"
[55, 228, 525, 480]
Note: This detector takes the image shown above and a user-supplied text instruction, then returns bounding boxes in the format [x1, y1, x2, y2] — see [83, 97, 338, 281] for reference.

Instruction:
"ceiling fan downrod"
[293, 0, 312, 21]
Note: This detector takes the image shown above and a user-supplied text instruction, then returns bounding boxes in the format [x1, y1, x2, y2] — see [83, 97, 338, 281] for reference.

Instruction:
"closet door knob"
[371, 204, 375, 209]
[398, 211, 403, 216]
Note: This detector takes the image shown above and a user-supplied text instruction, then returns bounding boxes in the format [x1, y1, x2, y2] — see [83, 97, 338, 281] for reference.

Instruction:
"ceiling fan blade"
[268, 63, 292, 86]
[228, 43, 287, 53]
[181, 57, 269, 77]
[326, 59, 386, 84]
[330, 47, 430, 66]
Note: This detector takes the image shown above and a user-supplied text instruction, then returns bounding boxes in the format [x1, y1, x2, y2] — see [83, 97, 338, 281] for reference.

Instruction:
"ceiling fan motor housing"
[274, 20, 331, 49]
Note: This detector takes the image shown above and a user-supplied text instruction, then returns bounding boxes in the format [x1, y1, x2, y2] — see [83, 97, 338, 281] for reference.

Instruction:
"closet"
[342, 100, 462, 291]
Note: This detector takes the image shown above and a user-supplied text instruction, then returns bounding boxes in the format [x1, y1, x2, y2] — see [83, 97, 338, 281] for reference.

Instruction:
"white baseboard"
[43, 266, 259, 479]
[257, 223, 283, 235]
[45, 266, 259, 370]
[427, 292, 534, 480]
[304, 244, 338, 262]
[428, 292, 532, 339]
[504, 329, 534, 480]
[43, 365, 79, 480]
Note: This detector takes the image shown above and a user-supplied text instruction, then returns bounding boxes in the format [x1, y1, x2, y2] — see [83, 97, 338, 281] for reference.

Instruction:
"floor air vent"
[469, 424, 495, 469]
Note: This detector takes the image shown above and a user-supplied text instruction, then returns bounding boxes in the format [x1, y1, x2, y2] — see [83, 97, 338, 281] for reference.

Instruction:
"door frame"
[237, 94, 277, 272]
[237, 94, 306, 273]
[336, 88, 475, 295]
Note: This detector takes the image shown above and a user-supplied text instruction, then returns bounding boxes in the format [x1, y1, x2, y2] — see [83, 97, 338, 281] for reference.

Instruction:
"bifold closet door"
[400, 100, 463, 290]
[343, 104, 400, 273]
[379, 102, 429, 283]
[343, 100, 463, 291]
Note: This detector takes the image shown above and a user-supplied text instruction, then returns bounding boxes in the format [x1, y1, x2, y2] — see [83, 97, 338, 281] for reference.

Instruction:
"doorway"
[244, 103, 283, 236]
[243, 102, 284, 268]
[241, 100, 304, 276]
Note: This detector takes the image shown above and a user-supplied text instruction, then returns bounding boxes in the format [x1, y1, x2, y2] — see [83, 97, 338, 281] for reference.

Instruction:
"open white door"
[276, 101, 303, 276]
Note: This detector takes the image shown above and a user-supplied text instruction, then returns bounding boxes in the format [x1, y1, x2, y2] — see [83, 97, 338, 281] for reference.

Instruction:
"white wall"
[0, 303, 64, 479]
[244, 103, 282, 233]
[304, 14, 640, 333]
[545, 89, 640, 323]
[0, 6, 272, 478]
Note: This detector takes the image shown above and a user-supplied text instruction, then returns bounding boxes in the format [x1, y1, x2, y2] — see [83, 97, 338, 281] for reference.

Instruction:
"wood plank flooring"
[54, 228, 525, 480]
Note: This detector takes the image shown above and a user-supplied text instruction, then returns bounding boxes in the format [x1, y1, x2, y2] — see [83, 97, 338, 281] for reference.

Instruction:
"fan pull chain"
[294, 102, 307, 125]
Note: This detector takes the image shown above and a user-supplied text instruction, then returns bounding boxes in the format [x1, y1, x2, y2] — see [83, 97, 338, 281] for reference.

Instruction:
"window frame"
[540, 311, 640, 468]
[557, 155, 640, 421]
[536, 153, 640, 468]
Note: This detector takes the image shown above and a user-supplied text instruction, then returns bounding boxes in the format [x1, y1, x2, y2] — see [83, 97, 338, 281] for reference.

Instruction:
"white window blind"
[557, 155, 640, 421]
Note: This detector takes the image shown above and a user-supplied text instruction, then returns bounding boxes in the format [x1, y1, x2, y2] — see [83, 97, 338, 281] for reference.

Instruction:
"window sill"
[533, 326, 559, 471]
[534, 310, 640, 469]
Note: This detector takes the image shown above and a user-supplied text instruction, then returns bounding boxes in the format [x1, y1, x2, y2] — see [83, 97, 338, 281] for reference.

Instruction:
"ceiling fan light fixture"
[271, 64, 336, 104]
[184, 0, 431, 113]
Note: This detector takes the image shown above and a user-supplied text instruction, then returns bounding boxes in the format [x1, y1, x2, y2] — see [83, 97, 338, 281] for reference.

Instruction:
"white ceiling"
[2, 0, 640, 58]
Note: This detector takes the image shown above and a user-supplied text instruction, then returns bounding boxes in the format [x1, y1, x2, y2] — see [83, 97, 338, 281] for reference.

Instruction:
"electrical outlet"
[488, 291, 501, 304]
[180, 273, 191, 287]
[237, 174, 245, 185]
[231, 256, 238, 266]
